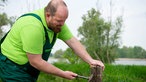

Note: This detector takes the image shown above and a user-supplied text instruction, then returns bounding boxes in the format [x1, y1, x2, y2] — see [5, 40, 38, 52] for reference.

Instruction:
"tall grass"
[37, 63, 146, 82]
[1, 63, 145, 82]
[102, 65, 146, 82]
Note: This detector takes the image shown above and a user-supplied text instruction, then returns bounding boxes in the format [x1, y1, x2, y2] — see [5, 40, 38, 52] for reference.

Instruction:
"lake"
[48, 57, 146, 65]
[113, 58, 146, 65]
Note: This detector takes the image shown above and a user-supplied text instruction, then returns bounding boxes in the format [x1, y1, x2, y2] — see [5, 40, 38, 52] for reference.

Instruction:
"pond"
[113, 58, 146, 65]
[48, 58, 146, 65]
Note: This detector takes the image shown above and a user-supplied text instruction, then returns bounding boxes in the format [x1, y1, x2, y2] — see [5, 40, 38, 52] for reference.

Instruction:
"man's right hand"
[62, 71, 78, 80]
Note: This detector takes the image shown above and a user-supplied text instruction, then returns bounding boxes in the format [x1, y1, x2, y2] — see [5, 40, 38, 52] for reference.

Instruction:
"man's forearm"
[65, 37, 93, 64]
[27, 53, 65, 78]
[72, 42, 93, 64]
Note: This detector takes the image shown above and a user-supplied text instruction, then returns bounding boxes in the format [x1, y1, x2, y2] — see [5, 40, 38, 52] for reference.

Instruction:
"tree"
[0, 14, 16, 39]
[133, 46, 146, 58]
[78, 8, 123, 63]
[63, 48, 80, 64]
[0, 13, 9, 27]
[0, 0, 8, 25]
[0, 0, 16, 39]
[0, 13, 9, 38]
[53, 49, 64, 58]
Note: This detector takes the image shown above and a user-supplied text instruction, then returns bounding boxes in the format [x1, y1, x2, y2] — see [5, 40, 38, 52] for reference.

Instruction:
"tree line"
[116, 46, 146, 58]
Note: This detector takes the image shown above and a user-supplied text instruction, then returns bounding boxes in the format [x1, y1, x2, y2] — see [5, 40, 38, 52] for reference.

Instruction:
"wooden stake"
[88, 66, 102, 82]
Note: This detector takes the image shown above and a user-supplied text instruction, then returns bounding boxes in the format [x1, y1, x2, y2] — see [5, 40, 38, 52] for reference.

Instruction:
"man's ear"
[46, 12, 51, 18]
[45, 12, 52, 22]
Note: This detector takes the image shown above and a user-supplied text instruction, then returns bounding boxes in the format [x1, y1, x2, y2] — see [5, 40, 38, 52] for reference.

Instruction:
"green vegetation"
[37, 63, 146, 82]
[0, 0, 16, 39]
[53, 45, 146, 64]
[77, 8, 123, 63]
[102, 64, 146, 82]
[117, 46, 146, 58]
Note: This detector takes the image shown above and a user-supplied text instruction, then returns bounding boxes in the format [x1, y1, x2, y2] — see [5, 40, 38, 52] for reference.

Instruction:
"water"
[48, 58, 146, 65]
[113, 58, 146, 65]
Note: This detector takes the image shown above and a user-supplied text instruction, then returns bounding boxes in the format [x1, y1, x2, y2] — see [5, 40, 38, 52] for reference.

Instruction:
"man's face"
[48, 15, 66, 33]
[46, 6, 68, 33]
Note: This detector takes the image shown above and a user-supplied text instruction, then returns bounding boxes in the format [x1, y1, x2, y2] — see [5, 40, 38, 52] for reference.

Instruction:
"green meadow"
[0, 63, 146, 82]
[37, 63, 146, 82]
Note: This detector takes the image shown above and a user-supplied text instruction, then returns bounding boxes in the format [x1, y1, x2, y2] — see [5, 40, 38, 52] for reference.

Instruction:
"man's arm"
[26, 53, 77, 79]
[64, 37, 104, 69]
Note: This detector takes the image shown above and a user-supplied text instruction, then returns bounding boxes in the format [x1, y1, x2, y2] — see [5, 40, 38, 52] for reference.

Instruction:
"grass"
[102, 65, 146, 82]
[37, 63, 146, 82]
[1, 63, 145, 82]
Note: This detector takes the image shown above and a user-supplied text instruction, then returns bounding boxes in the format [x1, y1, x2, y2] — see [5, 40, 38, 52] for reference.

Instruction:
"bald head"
[45, 0, 68, 33]
[45, 0, 67, 16]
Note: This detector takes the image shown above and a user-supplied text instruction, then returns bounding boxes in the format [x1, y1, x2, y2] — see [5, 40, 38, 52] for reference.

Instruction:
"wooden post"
[88, 66, 102, 82]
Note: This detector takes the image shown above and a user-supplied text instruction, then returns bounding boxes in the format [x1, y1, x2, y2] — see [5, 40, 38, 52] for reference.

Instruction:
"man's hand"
[62, 71, 78, 80]
[89, 59, 105, 70]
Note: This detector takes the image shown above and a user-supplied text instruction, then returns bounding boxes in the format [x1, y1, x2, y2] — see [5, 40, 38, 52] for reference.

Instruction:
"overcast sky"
[2, 0, 146, 53]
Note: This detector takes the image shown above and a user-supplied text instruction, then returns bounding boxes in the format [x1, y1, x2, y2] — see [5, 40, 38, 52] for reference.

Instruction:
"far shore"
[115, 58, 146, 60]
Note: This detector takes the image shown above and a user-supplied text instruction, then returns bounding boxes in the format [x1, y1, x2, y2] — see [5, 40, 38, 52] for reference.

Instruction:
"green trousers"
[0, 53, 37, 82]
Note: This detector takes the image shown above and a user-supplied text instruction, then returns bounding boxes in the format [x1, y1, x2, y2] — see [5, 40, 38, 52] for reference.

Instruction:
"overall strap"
[43, 33, 57, 60]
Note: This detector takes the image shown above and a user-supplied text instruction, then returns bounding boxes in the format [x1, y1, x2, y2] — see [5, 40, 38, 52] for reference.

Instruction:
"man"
[0, 0, 104, 82]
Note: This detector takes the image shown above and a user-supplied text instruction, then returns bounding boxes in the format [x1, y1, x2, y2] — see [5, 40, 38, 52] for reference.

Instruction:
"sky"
[2, 0, 146, 53]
